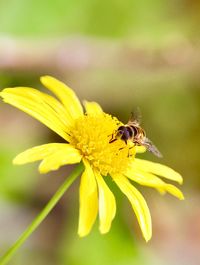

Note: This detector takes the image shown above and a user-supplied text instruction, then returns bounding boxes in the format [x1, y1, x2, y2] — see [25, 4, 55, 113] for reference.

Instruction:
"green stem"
[0, 163, 84, 265]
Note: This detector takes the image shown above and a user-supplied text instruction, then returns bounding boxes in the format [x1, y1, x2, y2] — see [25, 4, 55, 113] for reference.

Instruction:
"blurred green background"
[0, 0, 200, 264]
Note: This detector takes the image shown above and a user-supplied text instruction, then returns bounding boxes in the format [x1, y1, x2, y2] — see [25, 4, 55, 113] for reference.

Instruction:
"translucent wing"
[141, 137, 163, 158]
[128, 107, 142, 125]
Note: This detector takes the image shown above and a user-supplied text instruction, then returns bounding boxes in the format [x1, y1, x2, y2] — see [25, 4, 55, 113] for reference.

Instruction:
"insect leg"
[109, 138, 117, 143]
[109, 132, 117, 143]
[127, 146, 135, 157]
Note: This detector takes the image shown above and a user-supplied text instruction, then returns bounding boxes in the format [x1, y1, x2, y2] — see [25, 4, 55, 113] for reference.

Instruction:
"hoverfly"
[109, 110, 162, 158]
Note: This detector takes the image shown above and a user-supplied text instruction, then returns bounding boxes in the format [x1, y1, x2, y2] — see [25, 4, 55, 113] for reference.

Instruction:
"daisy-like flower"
[0, 76, 184, 242]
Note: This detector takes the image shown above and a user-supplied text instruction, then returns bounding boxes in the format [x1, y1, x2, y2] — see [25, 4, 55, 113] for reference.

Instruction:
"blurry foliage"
[59, 222, 148, 265]
[0, 0, 200, 264]
[0, 0, 197, 42]
[0, 143, 37, 203]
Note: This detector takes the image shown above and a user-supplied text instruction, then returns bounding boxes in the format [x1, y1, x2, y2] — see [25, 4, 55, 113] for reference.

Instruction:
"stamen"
[69, 113, 136, 176]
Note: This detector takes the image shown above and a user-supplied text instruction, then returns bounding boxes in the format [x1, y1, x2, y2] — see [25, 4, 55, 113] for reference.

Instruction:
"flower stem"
[0, 163, 84, 265]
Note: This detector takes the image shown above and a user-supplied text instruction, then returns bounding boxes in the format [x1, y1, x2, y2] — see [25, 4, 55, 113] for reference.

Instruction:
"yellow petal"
[13, 143, 82, 174]
[125, 168, 184, 198]
[40, 76, 83, 119]
[125, 168, 166, 194]
[164, 184, 184, 200]
[114, 174, 152, 242]
[135, 146, 146, 153]
[0, 87, 71, 141]
[83, 101, 103, 115]
[134, 158, 183, 184]
[95, 171, 116, 234]
[39, 150, 82, 174]
[78, 161, 98, 237]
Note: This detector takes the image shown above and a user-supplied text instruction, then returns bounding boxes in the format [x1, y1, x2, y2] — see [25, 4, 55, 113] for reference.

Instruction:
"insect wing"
[142, 137, 163, 158]
[128, 107, 142, 126]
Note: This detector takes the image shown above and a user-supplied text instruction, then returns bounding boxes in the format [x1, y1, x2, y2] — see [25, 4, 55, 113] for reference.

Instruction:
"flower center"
[69, 113, 136, 176]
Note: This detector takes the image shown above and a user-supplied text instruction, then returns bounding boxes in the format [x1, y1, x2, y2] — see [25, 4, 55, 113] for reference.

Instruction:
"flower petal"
[164, 184, 184, 200]
[0, 87, 71, 141]
[83, 101, 103, 115]
[13, 143, 82, 174]
[135, 146, 146, 153]
[134, 158, 183, 184]
[125, 168, 184, 199]
[78, 161, 98, 237]
[95, 171, 116, 234]
[125, 168, 166, 194]
[114, 174, 152, 242]
[40, 76, 83, 119]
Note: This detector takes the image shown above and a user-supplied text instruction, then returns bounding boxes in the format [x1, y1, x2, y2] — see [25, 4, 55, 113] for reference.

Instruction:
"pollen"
[69, 113, 136, 176]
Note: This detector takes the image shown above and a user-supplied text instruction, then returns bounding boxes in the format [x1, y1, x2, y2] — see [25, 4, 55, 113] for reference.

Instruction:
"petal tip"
[165, 184, 184, 200]
[38, 165, 49, 174]
[40, 75, 54, 86]
[13, 155, 23, 165]
[144, 234, 152, 242]
[179, 194, 185, 200]
[142, 227, 152, 242]
[40, 75, 50, 80]
[178, 178, 183, 185]
[83, 100, 103, 115]
[39, 166, 56, 174]
[78, 229, 90, 238]
[0, 90, 8, 99]
[143, 227, 152, 242]
[99, 225, 110, 235]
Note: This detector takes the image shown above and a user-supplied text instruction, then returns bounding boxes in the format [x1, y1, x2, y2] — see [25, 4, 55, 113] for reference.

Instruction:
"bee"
[109, 111, 162, 158]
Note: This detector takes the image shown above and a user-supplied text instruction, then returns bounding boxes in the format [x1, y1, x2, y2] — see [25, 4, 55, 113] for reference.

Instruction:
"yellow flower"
[0, 76, 184, 241]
